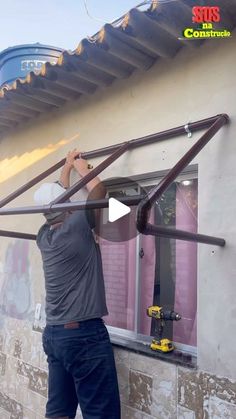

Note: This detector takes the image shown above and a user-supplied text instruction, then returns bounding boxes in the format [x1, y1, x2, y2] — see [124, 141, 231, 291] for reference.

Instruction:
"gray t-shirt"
[36, 210, 108, 325]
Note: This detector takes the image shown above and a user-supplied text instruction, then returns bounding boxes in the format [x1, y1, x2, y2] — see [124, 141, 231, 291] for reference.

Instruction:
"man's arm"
[73, 154, 106, 200]
[59, 149, 80, 189]
[73, 153, 106, 223]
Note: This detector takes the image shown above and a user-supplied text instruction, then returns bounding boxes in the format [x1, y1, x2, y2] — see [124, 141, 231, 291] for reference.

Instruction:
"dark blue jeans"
[42, 318, 120, 419]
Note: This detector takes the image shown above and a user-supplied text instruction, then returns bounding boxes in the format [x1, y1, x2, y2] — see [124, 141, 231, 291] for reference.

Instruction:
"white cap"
[34, 182, 66, 205]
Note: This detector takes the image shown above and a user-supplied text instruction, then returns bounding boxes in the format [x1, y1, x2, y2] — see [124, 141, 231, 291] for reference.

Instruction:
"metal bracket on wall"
[0, 114, 229, 246]
[184, 123, 192, 138]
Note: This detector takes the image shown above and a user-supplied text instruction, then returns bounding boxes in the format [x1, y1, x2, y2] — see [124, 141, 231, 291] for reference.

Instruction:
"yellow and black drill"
[147, 306, 181, 353]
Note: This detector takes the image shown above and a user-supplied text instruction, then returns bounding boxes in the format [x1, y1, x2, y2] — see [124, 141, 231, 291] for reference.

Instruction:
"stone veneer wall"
[113, 348, 236, 419]
[0, 334, 235, 419]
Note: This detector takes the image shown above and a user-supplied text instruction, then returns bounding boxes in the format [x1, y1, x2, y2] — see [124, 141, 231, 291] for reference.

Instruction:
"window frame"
[103, 164, 198, 356]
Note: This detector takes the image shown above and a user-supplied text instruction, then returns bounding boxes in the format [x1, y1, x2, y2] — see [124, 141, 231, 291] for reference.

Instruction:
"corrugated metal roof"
[0, 0, 235, 134]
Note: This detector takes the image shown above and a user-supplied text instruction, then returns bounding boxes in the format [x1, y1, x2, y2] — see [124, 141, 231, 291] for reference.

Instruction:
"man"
[34, 150, 120, 419]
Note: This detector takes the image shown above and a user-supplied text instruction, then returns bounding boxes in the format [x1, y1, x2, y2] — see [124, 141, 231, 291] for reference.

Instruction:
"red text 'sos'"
[192, 6, 220, 23]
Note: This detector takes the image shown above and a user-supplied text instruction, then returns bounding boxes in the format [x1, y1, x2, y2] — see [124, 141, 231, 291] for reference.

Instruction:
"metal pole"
[0, 114, 227, 208]
[0, 229, 37, 240]
[0, 196, 144, 216]
[0, 159, 65, 208]
[136, 114, 228, 245]
[144, 225, 225, 246]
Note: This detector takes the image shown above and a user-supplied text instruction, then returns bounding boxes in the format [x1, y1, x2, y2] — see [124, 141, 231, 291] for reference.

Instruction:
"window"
[99, 168, 198, 351]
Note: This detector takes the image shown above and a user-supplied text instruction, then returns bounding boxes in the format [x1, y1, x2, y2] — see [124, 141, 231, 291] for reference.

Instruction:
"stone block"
[114, 348, 130, 404]
[0, 351, 7, 376]
[17, 360, 47, 398]
[177, 405, 196, 419]
[22, 407, 36, 419]
[122, 403, 153, 418]
[130, 351, 177, 379]
[152, 371, 177, 419]
[0, 391, 23, 419]
[208, 396, 236, 418]
[0, 356, 18, 400]
[0, 407, 11, 419]
[178, 367, 236, 419]
[129, 370, 152, 415]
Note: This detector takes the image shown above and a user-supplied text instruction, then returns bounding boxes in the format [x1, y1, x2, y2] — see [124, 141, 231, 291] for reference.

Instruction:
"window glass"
[99, 237, 136, 330]
[99, 185, 139, 331]
[139, 178, 198, 347]
[100, 175, 198, 347]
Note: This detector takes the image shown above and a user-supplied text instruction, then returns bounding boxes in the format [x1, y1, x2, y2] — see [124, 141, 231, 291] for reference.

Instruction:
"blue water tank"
[0, 43, 63, 87]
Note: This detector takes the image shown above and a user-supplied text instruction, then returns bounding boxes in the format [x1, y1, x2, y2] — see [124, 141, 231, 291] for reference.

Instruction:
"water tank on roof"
[0, 43, 63, 87]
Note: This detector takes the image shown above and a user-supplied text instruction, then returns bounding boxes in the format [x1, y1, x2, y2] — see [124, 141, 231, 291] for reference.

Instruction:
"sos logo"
[192, 6, 220, 23]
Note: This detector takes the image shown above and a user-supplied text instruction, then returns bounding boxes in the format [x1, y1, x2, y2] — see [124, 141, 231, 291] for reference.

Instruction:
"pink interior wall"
[100, 237, 136, 331]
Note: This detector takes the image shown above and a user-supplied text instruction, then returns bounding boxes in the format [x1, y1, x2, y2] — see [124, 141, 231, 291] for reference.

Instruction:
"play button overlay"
[108, 198, 131, 222]
[86, 177, 148, 242]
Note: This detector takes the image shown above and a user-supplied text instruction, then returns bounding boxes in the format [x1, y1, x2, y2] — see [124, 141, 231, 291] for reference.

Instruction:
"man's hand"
[73, 153, 91, 177]
[59, 149, 81, 189]
[65, 149, 81, 170]
[73, 151, 106, 201]
[65, 148, 106, 223]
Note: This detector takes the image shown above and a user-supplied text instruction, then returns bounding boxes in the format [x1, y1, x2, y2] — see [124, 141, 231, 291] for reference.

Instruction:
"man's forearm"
[59, 163, 72, 189]
[73, 163, 106, 199]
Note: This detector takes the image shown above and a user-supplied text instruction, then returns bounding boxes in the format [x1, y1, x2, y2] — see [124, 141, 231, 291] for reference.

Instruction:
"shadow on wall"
[0, 135, 78, 185]
[0, 240, 32, 324]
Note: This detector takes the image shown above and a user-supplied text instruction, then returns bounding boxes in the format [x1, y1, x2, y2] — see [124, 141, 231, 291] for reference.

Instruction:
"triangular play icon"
[108, 198, 131, 222]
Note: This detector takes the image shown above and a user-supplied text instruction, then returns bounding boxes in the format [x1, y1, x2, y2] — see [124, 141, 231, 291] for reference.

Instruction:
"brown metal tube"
[0, 229, 37, 240]
[136, 114, 228, 245]
[0, 114, 226, 208]
[0, 195, 144, 216]
[79, 114, 227, 158]
[149, 115, 228, 207]
[0, 114, 229, 246]
[0, 159, 64, 208]
[145, 224, 225, 246]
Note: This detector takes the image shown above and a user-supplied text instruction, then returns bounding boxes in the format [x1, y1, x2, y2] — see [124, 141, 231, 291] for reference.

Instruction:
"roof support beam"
[136, 114, 228, 246]
[0, 114, 228, 247]
[0, 229, 36, 241]
[0, 114, 225, 208]
[0, 196, 143, 216]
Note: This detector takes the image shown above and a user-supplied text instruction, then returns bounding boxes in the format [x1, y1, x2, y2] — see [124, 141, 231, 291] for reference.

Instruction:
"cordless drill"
[147, 306, 181, 353]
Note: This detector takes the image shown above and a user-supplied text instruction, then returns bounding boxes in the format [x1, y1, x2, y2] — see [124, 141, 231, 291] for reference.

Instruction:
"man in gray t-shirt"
[37, 209, 108, 325]
[34, 150, 120, 419]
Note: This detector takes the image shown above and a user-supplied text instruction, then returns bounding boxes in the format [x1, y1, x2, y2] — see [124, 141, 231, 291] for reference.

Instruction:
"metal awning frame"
[0, 113, 229, 246]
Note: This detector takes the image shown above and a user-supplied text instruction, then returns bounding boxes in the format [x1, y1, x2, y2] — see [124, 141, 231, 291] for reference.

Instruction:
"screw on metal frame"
[184, 123, 192, 138]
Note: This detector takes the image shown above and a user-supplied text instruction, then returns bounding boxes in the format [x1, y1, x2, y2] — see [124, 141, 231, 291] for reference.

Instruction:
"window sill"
[110, 334, 197, 369]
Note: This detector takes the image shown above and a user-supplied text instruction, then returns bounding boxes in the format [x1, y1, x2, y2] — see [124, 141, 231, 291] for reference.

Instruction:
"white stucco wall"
[0, 30, 235, 383]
